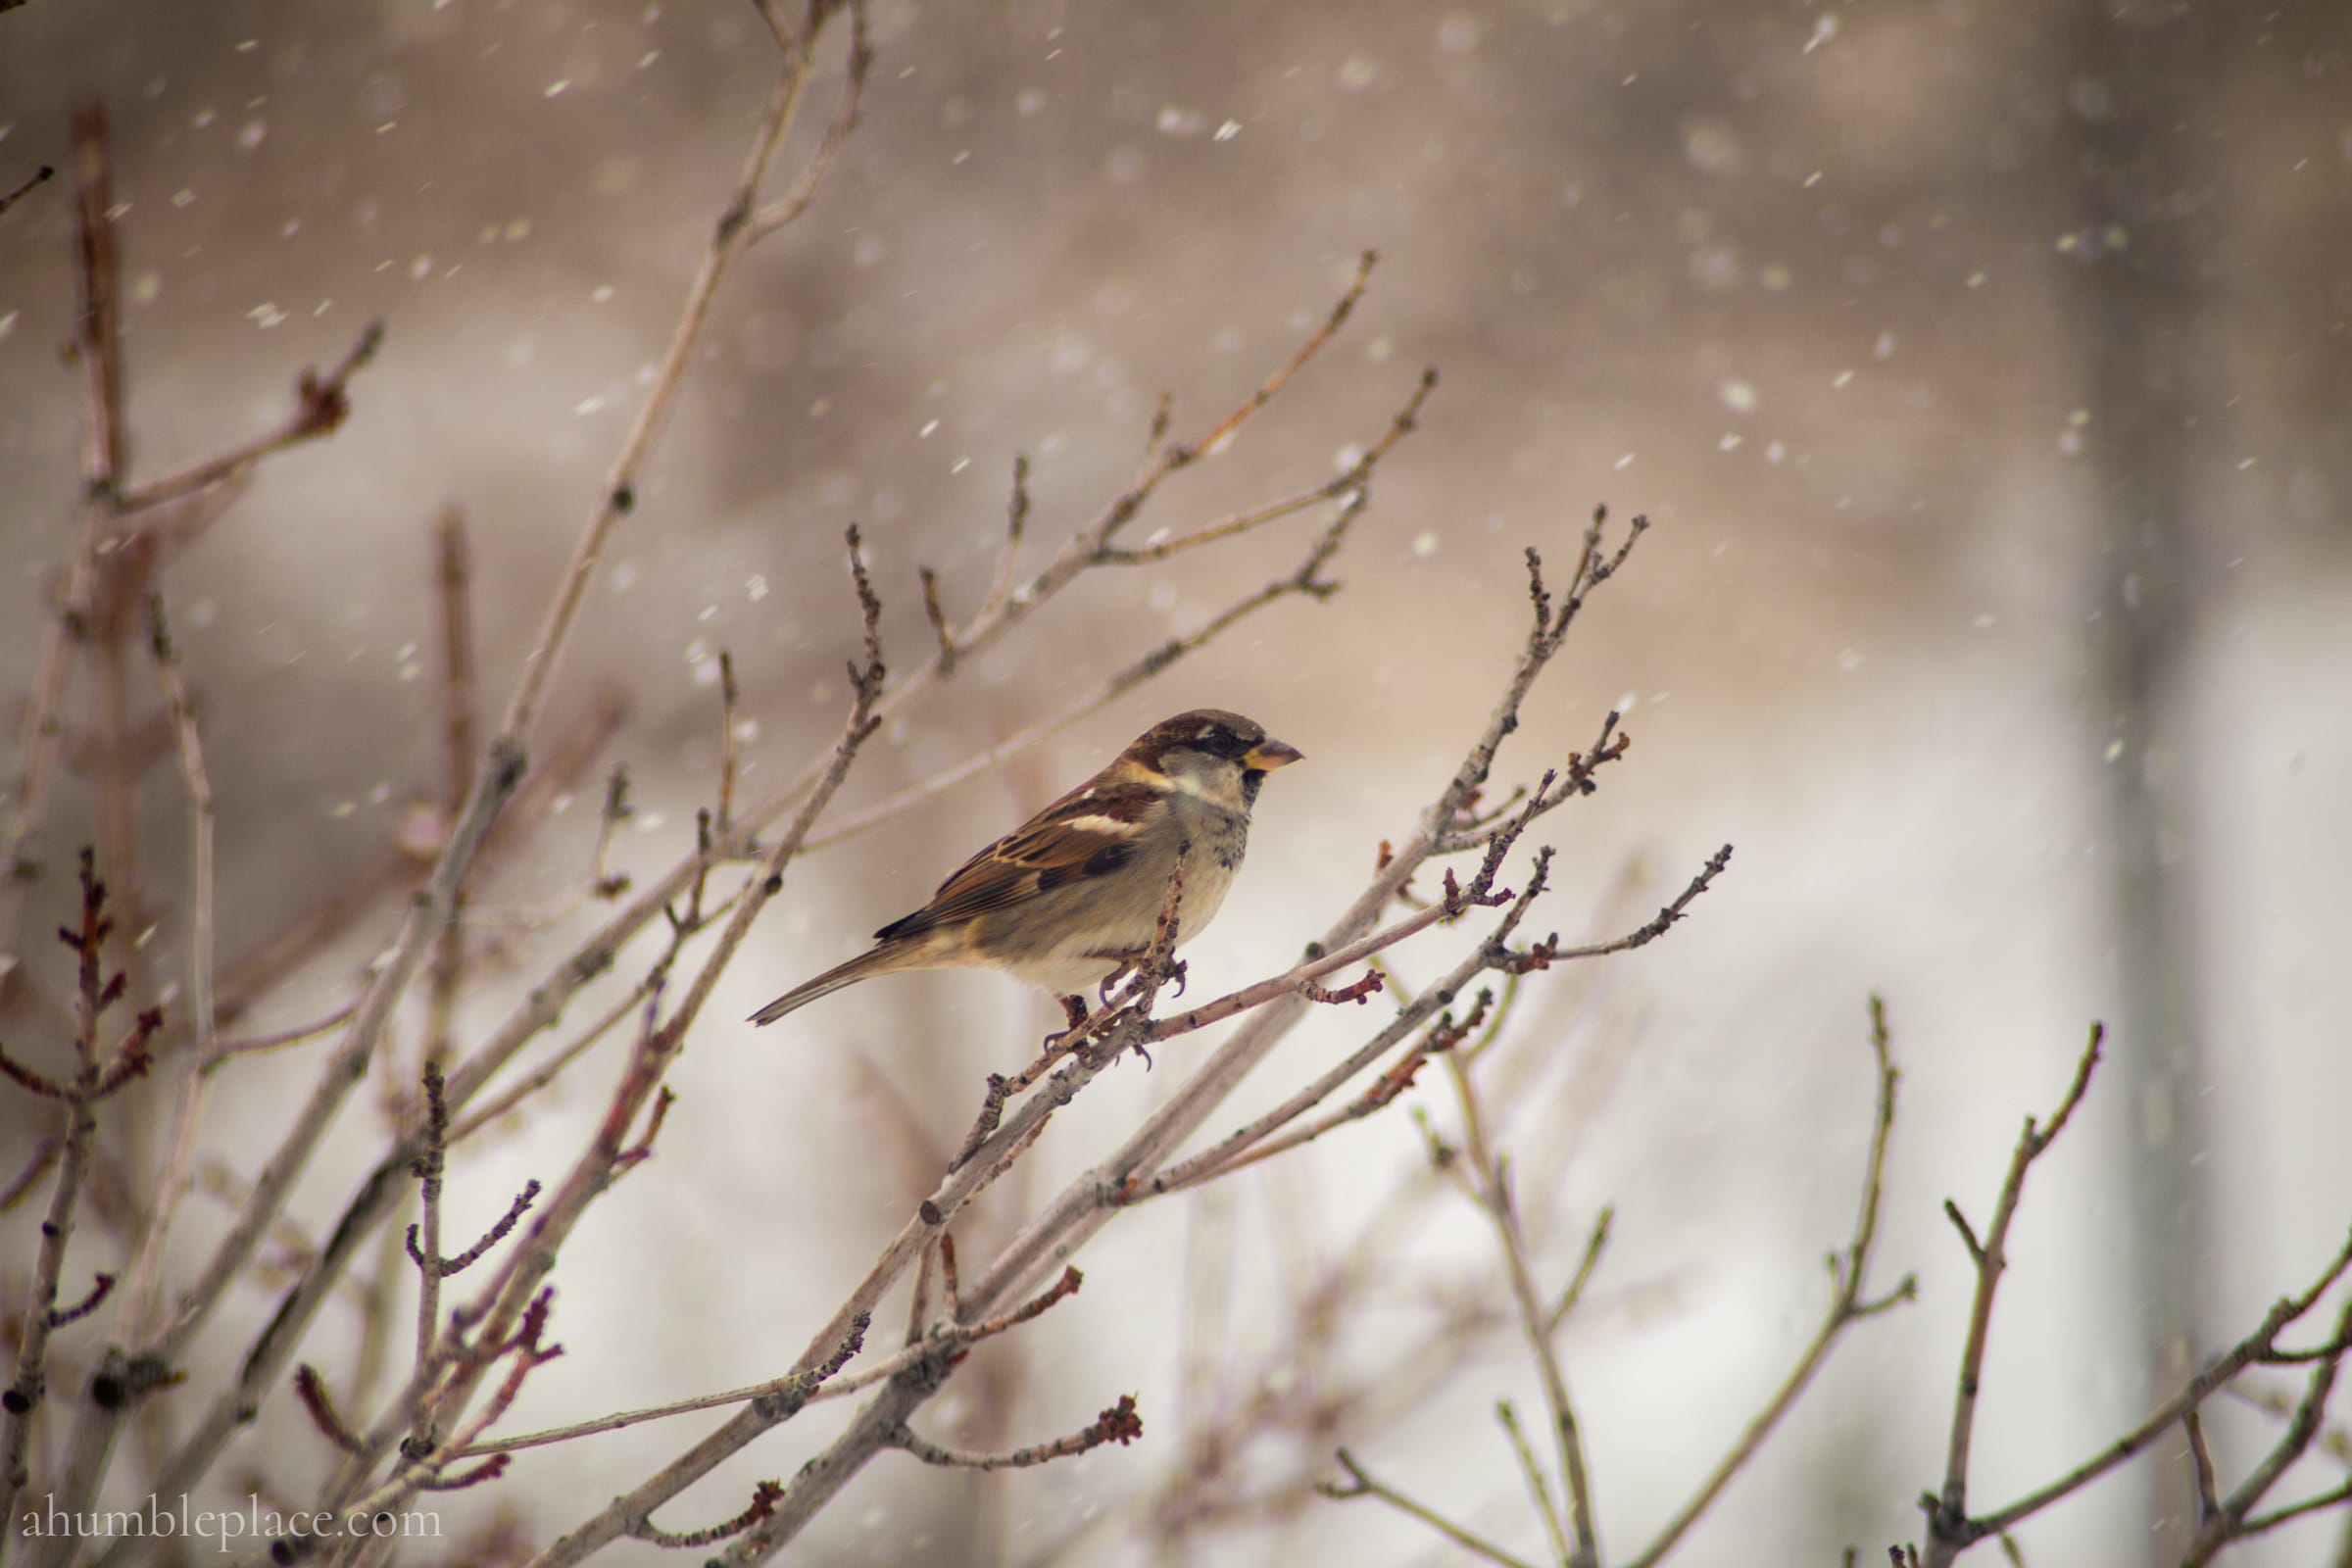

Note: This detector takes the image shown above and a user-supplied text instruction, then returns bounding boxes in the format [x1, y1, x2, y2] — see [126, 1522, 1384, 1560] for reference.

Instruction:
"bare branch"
[461, 1313, 872, 1458]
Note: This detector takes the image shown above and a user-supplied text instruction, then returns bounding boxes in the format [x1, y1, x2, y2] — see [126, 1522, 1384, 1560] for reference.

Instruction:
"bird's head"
[1123, 709, 1303, 809]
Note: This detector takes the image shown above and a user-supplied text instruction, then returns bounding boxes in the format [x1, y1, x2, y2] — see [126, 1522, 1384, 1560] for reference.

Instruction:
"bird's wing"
[873, 780, 1160, 942]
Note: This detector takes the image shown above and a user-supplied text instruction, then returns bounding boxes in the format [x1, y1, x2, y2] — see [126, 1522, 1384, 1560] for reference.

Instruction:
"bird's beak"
[1244, 738, 1304, 771]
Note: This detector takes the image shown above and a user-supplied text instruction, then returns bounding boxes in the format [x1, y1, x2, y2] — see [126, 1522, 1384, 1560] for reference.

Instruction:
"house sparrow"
[749, 709, 1303, 1024]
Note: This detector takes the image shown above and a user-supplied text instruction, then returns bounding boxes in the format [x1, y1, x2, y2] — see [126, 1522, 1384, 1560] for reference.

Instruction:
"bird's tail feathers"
[748, 946, 905, 1026]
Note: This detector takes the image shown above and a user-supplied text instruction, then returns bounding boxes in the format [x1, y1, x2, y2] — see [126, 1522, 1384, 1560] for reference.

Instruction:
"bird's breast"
[1163, 797, 1250, 929]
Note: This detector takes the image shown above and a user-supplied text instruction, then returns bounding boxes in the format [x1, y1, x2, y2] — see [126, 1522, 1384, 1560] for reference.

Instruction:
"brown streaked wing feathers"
[872, 781, 1156, 942]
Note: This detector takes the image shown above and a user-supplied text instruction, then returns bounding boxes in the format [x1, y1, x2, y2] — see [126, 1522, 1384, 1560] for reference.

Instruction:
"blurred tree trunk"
[2071, 3, 2218, 1561]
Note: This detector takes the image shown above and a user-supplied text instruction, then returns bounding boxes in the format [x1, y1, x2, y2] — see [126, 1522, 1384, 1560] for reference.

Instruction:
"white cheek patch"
[1165, 771, 1221, 803]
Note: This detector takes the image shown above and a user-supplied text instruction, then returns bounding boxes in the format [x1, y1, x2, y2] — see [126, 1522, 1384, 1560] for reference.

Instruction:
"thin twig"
[2184, 1408, 2221, 1527]
[1318, 1448, 1544, 1568]
[716, 651, 741, 838]
[1545, 1205, 1615, 1335]
[891, 1395, 1142, 1472]
[0, 162, 54, 218]
[426, 508, 479, 1067]
[446, 975, 659, 1146]
[293, 1365, 367, 1456]
[1496, 1399, 1572, 1565]
[0, 1143, 61, 1215]
[2181, 1295, 2352, 1566]
[744, 4, 871, 243]
[201, 1000, 361, 1071]
[1921, 1023, 2105, 1566]
[1182, 252, 1378, 463]
[408, 1061, 451, 1446]
[1448, 1050, 1599, 1567]
[113, 320, 385, 513]
[455, 1272, 1086, 1456]
[107, 597, 219, 1350]
[2236, 1478, 2352, 1541]
[1091, 368, 1434, 565]
[626, 1481, 784, 1549]
[2222, 1380, 2352, 1469]
[334, 1290, 564, 1530]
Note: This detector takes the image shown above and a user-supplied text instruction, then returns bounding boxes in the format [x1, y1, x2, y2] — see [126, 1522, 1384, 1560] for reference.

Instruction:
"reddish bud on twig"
[628, 1479, 786, 1548]
[49, 1271, 116, 1328]
[418, 1454, 512, 1493]
[1301, 971, 1384, 1006]
[617, 1087, 675, 1169]
[408, 1180, 542, 1279]
[0, 1045, 68, 1100]
[293, 1364, 367, 1455]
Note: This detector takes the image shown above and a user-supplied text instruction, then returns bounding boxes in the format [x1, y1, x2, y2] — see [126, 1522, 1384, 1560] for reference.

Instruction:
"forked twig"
[1921, 1024, 2105, 1565]
[1623, 999, 1915, 1568]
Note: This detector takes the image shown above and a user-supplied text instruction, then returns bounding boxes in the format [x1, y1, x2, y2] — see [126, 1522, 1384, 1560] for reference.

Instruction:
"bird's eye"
[1196, 727, 1243, 759]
